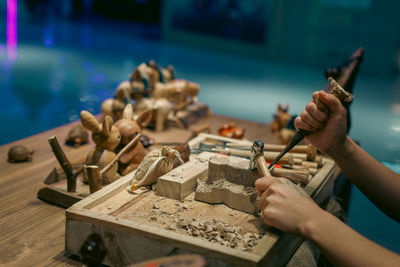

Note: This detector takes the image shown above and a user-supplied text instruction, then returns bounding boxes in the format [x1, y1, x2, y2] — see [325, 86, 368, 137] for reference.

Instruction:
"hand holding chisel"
[268, 78, 353, 169]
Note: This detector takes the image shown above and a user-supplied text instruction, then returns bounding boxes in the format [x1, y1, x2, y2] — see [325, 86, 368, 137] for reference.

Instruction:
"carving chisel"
[267, 77, 353, 170]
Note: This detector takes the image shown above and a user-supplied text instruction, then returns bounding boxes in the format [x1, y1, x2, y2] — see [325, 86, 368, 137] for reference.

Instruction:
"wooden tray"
[66, 135, 336, 266]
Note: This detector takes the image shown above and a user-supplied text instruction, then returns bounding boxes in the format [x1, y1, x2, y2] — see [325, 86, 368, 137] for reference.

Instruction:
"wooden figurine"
[114, 104, 153, 175]
[218, 122, 245, 139]
[161, 65, 176, 83]
[65, 124, 89, 147]
[80, 110, 121, 184]
[131, 61, 201, 129]
[101, 86, 129, 121]
[127, 62, 171, 131]
[8, 145, 34, 163]
[270, 103, 296, 145]
[270, 103, 291, 133]
[134, 97, 171, 132]
[148, 60, 199, 110]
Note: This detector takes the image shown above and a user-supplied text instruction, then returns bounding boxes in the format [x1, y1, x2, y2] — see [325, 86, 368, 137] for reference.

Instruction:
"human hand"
[294, 90, 347, 157]
[255, 176, 325, 236]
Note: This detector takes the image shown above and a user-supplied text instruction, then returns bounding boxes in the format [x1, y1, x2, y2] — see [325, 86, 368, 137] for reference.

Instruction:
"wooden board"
[66, 146, 336, 266]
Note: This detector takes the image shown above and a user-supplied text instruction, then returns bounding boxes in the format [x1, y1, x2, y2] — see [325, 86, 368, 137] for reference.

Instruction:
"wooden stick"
[85, 165, 102, 193]
[228, 143, 318, 161]
[271, 168, 309, 185]
[212, 148, 294, 165]
[291, 165, 318, 176]
[48, 135, 77, 192]
[99, 133, 142, 176]
[301, 161, 319, 169]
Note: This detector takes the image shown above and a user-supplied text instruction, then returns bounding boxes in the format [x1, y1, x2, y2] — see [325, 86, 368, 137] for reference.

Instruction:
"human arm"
[255, 177, 400, 266]
[294, 90, 400, 222]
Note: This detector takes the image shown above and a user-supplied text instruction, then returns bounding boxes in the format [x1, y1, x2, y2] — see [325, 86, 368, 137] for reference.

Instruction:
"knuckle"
[300, 110, 308, 119]
[305, 102, 315, 112]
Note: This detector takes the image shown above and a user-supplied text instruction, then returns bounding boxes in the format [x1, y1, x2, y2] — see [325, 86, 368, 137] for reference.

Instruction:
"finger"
[312, 91, 330, 113]
[294, 116, 317, 132]
[300, 110, 325, 129]
[305, 102, 329, 123]
[258, 186, 273, 210]
[319, 90, 346, 114]
[255, 176, 275, 196]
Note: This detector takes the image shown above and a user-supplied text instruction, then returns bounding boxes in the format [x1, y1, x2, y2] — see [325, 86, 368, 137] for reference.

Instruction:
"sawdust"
[140, 198, 266, 252]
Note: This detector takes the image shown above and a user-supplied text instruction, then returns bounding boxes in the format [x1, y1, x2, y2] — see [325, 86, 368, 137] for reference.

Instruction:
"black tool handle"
[268, 130, 308, 169]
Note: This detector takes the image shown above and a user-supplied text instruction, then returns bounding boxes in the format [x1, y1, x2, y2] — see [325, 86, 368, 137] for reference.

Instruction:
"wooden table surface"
[0, 114, 277, 266]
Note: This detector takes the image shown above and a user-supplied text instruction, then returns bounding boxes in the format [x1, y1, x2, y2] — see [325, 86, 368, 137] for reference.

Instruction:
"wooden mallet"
[249, 139, 271, 177]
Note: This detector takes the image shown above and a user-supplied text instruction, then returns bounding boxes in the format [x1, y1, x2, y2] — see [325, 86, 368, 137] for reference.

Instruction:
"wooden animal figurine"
[152, 79, 200, 111]
[114, 104, 153, 175]
[65, 124, 89, 147]
[270, 103, 291, 133]
[100, 87, 128, 121]
[134, 97, 171, 132]
[130, 62, 158, 96]
[8, 145, 34, 163]
[161, 65, 176, 83]
[80, 111, 121, 184]
[135, 60, 200, 111]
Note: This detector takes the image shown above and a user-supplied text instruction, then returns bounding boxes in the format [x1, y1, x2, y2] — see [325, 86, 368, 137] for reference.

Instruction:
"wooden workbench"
[0, 114, 281, 266]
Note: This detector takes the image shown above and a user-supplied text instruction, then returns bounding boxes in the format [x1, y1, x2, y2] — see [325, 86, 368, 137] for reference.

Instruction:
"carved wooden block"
[195, 179, 258, 214]
[156, 155, 209, 200]
[194, 154, 309, 213]
[207, 156, 259, 186]
[195, 155, 259, 213]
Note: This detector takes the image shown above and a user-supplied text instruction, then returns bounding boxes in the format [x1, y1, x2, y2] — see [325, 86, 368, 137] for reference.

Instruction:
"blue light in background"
[43, 26, 55, 47]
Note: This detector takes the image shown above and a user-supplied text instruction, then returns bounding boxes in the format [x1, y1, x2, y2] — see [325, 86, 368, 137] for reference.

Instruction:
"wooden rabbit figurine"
[114, 104, 152, 175]
[80, 111, 121, 184]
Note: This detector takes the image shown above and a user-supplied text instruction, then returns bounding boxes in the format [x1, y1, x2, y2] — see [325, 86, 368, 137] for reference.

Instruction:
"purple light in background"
[7, 0, 18, 61]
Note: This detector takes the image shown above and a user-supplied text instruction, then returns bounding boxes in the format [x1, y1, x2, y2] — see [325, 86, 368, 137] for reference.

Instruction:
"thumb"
[319, 91, 345, 114]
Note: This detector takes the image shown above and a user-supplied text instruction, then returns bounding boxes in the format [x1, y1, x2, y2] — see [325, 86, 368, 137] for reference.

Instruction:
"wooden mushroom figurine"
[114, 104, 152, 175]
[80, 111, 121, 184]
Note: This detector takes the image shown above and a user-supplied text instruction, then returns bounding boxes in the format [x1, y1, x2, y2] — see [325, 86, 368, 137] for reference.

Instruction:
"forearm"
[329, 136, 400, 222]
[302, 209, 400, 267]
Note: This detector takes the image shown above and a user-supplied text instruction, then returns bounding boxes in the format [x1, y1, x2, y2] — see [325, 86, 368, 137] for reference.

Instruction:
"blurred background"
[0, 0, 399, 254]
